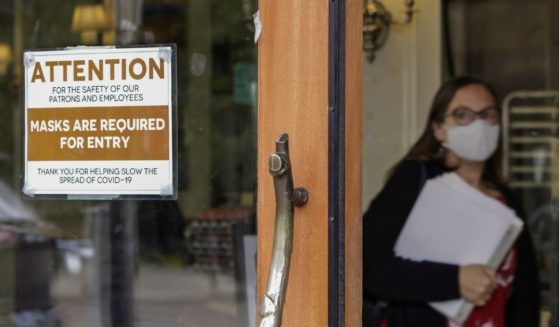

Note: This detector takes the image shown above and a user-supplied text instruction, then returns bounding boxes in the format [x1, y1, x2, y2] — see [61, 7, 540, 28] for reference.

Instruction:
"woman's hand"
[458, 264, 497, 306]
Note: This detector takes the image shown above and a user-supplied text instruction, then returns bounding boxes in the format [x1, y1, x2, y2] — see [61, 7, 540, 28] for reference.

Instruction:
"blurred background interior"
[0, 0, 557, 326]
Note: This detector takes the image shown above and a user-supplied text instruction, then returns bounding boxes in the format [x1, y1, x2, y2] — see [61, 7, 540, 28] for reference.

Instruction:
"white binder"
[394, 173, 523, 325]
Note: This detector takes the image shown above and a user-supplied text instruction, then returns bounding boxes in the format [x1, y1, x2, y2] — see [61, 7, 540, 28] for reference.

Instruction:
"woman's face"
[433, 83, 498, 142]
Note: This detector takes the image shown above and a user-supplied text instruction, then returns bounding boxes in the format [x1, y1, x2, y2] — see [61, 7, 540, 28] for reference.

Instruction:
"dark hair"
[391, 75, 503, 183]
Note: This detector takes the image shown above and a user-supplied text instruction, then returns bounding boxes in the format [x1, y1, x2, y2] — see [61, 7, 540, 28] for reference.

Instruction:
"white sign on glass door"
[23, 45, 176, 199]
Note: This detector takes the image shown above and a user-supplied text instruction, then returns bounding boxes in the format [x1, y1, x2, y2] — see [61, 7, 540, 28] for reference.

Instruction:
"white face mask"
[443, 119, 500, 162]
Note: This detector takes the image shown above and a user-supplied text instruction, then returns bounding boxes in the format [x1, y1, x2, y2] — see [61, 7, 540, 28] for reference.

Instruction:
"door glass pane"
[363, 0, 552, 325]
[0, 0, 257, 326]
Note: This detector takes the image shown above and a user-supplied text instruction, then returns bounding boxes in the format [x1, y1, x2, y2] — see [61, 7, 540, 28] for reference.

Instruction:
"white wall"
[362, 0, 442, 209]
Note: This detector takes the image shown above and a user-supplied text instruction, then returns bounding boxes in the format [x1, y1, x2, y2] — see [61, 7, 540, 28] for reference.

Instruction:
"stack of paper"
[394, 172, 523, 325]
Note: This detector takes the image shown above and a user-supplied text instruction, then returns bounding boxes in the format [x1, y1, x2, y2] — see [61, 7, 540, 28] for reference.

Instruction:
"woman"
[362, 76, 540, 327]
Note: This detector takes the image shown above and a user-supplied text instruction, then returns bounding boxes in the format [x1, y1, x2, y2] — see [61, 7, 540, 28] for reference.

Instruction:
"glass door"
[0, 0, 258, 326]
[1, 0, 364, 326]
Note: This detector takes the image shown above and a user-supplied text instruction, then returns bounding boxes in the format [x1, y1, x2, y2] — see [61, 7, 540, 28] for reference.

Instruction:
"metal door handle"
[259, 133, 308, 327]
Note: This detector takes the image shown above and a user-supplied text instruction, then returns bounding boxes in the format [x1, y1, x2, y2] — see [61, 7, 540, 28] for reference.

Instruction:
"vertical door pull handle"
[259, 133, 308, 327]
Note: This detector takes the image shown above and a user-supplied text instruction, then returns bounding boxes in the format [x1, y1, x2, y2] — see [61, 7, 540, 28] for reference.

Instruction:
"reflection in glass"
[0, 0, 257, 326]
[502, 92, 559, 320]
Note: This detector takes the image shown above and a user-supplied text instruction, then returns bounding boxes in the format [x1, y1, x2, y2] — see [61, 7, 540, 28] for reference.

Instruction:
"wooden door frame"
[257, 0, 362, 325]
[329, 0, 363, 325]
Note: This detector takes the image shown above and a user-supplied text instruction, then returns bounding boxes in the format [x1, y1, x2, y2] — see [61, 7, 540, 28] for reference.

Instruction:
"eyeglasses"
[445, 106, 499, 126]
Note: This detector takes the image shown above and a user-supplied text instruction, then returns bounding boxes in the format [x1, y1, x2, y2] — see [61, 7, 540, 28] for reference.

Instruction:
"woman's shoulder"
[389, 159, 447, 181]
